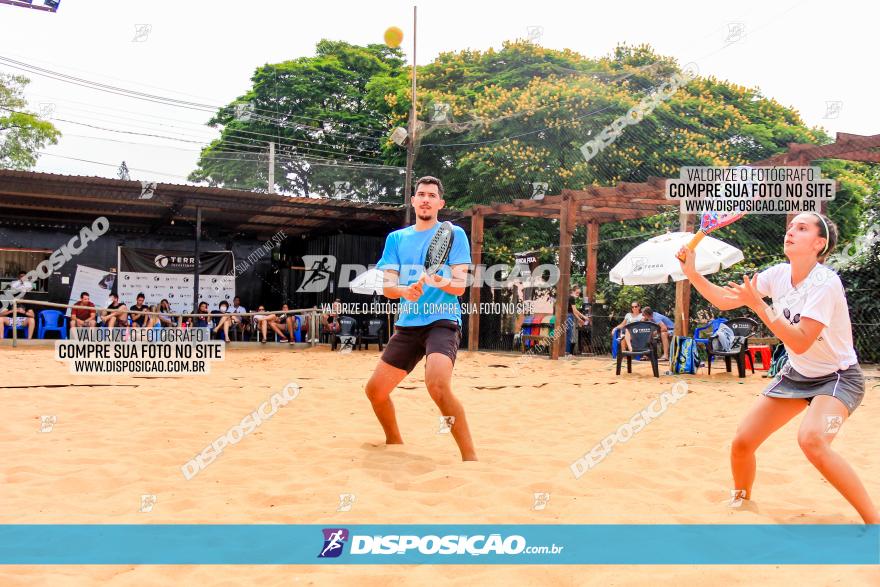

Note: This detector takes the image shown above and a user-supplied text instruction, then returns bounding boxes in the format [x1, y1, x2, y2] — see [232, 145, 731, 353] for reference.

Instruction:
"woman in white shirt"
[613, 301, 644, 353]
[679, 212, 877, 524]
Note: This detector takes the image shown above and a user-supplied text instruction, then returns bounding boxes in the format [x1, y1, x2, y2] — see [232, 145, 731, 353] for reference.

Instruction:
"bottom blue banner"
[0, 525, 877, 564]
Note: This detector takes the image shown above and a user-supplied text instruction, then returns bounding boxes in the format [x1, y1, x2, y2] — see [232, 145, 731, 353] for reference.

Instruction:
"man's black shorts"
[380, 319, 461, 373]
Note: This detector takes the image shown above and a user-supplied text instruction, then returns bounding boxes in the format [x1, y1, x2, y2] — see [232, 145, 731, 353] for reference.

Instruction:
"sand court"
[1, 346, 878, 584]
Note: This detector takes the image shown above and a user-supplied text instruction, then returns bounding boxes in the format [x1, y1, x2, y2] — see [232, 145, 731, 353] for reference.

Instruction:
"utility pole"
[268, 141, 276, 194]
[193, 207, 202, 313]
[403, 6, 417, 226]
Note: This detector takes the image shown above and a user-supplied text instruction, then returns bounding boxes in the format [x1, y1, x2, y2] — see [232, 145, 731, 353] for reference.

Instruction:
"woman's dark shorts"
[763, 362, 865, 415]
[380, 319, 462, 373]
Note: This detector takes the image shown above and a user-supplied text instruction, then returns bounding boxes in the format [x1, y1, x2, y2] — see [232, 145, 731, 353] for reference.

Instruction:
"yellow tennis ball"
[384, 26, 404, 48]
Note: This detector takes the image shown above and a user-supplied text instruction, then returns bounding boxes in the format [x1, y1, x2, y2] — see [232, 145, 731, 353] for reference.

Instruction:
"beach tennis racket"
[675, 166, 760, 262]
[675, 211, 745, 262]
[424, 221, 455, 276]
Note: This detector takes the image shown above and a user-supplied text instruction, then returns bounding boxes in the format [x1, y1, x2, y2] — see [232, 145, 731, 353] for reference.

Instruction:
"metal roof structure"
[0, 170, 405, 239]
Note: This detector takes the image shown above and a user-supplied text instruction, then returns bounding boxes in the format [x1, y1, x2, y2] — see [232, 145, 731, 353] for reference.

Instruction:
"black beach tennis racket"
[424, 221, 455, 276]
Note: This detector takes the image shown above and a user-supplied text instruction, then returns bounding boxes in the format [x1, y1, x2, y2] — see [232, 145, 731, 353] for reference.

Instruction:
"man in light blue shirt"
[364, 176, 477, 461]
[642, 306, 673, 360]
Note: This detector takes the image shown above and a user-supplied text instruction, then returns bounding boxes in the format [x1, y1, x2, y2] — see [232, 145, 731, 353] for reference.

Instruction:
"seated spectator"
[268, 303, 297, 344]
[9, 271, 35, 294]
[641, 306, 673, 360]
[146, 304, 163, 329]
[1, 301, 36, 339]
[230, 295, 248, 329]
[129, 293, 149, 328]
[192, 301, 211, 328]
[212, 300, 234, 340]
[101, 293, 129, 328]
[156, 299, 176, 328]
[69, 292, 96, 335]
[614, 301, 643, 352]
[321, 298, 342, 338]
[253, 304, 276, 342]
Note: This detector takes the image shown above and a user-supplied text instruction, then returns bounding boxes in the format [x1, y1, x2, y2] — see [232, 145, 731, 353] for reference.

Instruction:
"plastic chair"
[694, 317, 729, 348]
[330, 316, 360, 351]
[4, 322, 29, 339]
[707, 317, 759, 378]
[747, 345, 772, 371]
[612, 325, 644, 360]
[359, 317, 384, 350]
[37, 310, 68, 339]
[616, 321, 661, 377]
[519, 316, 535, 350]
[541, 314, 555, 340]
[292, 315, 302, 343]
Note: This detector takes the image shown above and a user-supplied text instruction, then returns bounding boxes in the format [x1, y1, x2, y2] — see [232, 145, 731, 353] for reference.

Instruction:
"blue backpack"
[671, 336, 701, 375]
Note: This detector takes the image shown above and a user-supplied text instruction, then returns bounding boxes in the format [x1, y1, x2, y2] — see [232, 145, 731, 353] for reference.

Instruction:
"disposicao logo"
[318, 528, 349, 558]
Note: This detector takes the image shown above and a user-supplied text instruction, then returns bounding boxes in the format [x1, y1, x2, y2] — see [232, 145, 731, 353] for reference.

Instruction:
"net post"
[674, 212, 694, 337]
[467, 211, 484, 352]
[11, 297, 17, 348]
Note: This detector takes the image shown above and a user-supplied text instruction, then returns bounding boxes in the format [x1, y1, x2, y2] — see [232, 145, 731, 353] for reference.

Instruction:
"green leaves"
[189, 41, 403, 195]
[0, 74, 60, 170]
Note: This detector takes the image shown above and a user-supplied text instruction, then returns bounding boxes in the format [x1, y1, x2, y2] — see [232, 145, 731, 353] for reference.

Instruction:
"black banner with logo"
[117, 247, 235, 313]
[119, 248, 233, 275]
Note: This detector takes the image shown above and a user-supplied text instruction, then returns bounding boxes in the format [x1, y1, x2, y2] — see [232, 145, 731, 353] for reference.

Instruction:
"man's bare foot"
[461, 452, 478, 461]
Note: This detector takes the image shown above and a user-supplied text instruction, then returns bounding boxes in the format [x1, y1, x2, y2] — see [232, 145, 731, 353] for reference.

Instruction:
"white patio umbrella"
[348, 268, 393, 336]
[349, 268, 384, 295]
[609, 231, 743, 285]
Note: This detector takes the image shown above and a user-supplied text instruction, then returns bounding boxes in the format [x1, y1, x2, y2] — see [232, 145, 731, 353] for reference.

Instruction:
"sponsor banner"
[119, 248, 232, 275]
[514, 250, 540, 275]
[118, 248, 234, 313]
[0, 525, 876, 564]
[65, 265, 117, 316]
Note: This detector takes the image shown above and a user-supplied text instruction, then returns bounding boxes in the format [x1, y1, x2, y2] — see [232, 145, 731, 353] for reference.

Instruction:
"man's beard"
[417, 210, 435, 221]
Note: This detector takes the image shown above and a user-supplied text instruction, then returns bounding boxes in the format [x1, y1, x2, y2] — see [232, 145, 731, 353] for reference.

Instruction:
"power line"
[43, 103, 385, 158]
[4, 107, 389, 164]
[0, 54, 390, 138]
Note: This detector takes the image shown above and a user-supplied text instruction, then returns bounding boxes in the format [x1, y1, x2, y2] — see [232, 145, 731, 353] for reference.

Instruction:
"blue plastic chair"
[694, 317, 729, 347]
[694, 317, 729, 363]
[292, 315, 302, 343]
[520, 316, 535, 349]
[4, 322, 29, 339]
[37, 310, 68, 339]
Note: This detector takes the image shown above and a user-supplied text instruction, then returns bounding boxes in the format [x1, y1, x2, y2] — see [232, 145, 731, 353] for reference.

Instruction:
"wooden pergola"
[464, 177, 676, 359]
[463, 132, 880, 360]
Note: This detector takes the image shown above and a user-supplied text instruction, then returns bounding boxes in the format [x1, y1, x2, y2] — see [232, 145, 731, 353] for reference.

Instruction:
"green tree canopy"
[0, 73, 60, 169]
[189, 40, 406, 202]
[191, 39, 877, 283]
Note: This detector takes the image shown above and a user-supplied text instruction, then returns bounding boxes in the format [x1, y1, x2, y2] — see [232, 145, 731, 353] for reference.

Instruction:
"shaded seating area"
[460, 132, 880, 360]
[616, 321, 662, 377]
